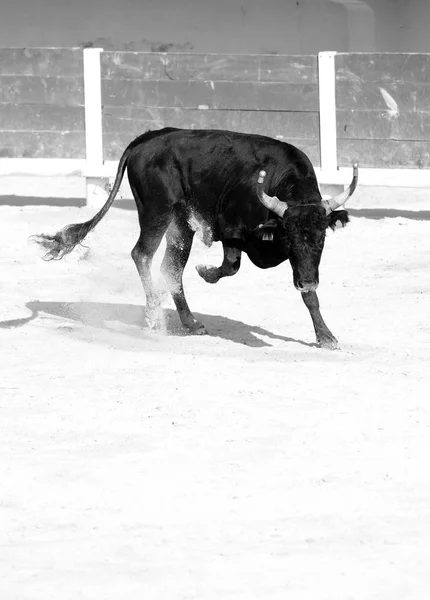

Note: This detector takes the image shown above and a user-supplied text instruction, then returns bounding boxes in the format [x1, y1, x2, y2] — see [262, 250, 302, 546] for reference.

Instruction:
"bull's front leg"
[196, 245, 241, 284]
[301, 290, 339, 350]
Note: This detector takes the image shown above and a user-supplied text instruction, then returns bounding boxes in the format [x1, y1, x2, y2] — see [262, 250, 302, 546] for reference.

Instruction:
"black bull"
[32, 127, 358, 349]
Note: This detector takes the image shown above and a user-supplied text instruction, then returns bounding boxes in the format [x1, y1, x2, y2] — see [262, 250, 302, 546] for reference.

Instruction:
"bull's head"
[256, 164, 358, 292]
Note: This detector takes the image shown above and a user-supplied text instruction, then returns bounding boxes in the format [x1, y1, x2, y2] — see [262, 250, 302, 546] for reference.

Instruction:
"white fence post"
[318, 51, 338, 176]
[83, 47, 108, 208]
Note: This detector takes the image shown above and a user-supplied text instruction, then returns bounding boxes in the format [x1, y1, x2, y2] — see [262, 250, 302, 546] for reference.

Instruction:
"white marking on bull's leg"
[144, 305, 167, 334]
[187, 211, 213, 247]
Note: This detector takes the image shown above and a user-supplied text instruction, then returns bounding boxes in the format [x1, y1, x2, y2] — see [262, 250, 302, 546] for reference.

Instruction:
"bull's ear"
[327, 209, 349, 231]
[252, 218, 280, 242]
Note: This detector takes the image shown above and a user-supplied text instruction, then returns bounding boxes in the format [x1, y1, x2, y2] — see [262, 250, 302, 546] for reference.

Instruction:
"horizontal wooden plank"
[103, 106, 319, 138]
[0, 131, 85, 159]
[101, 52, 317, 83]
[0, 75, 84, 106]
[336, 80, 430, 112]
[336, 53, 430, 84]
[337, 109, 430, 141]
[0, 48, 83, 77]
[0, 103, 85, 132]
[337, 139, 430, 169]
[102, 80, 318, 111]
[103, 129, 320, 166]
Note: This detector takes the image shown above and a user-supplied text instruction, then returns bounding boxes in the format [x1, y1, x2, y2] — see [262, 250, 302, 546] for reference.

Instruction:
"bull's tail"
[30, 148, 130, 261]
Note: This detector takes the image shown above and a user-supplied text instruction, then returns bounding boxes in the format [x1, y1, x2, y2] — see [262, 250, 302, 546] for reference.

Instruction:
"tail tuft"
[29, 222, 91, 261]
[31, 143, 129, 261]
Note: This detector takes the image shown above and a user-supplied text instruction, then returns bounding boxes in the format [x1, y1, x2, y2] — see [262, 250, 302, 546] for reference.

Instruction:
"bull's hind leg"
[301, 291, 339, 350]
[196, 244, 241, 284]
[131, 210, 173, 330]
[161, 210, 206, 334]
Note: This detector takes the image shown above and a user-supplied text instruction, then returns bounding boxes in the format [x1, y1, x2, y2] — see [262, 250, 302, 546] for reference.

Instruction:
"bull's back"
[126, 128, 316, 217]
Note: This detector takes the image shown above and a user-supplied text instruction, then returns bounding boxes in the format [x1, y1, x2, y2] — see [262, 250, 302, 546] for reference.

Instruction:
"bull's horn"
[322, 162, 359, 215]
[256, 170, 288, 218]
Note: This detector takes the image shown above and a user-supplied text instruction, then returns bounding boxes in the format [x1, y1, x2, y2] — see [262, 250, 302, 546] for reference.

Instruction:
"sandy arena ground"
[1, 198, 430, 599]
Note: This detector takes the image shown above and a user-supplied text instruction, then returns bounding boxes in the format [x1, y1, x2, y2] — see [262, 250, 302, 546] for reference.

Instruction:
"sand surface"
[1, 201, 430, 599]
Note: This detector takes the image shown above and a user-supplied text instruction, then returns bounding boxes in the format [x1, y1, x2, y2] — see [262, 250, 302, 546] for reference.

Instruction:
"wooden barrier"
[336, 53, 430, 169]
[100, 52, 320, 165]
[0, 48, 85, 159]
[0, 48, 429, 207]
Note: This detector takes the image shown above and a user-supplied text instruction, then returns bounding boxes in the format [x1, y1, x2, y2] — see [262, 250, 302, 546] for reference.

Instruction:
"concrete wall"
[2, 0, 430, 55]
[0, 0, 346, 54]
[2, 0, 429, 55]
[395, 0, 430, 52]
[365, 0, 430, 52]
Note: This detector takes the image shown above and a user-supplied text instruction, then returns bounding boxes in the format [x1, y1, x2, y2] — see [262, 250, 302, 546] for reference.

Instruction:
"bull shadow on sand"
[0, 300, 316, 349]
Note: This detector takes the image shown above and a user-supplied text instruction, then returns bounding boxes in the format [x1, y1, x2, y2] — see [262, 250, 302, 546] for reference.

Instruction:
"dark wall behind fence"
[100, 52, 320, 165]
[0, 48, 85, 159]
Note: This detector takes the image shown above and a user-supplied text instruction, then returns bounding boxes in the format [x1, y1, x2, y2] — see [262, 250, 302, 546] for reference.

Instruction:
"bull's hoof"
[318, 336, 339, 350]
[184, 319, 207, 335]
[144, 307, 166, 333]
[189, 325, 207, 336]
[196, 264, 220, 284]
